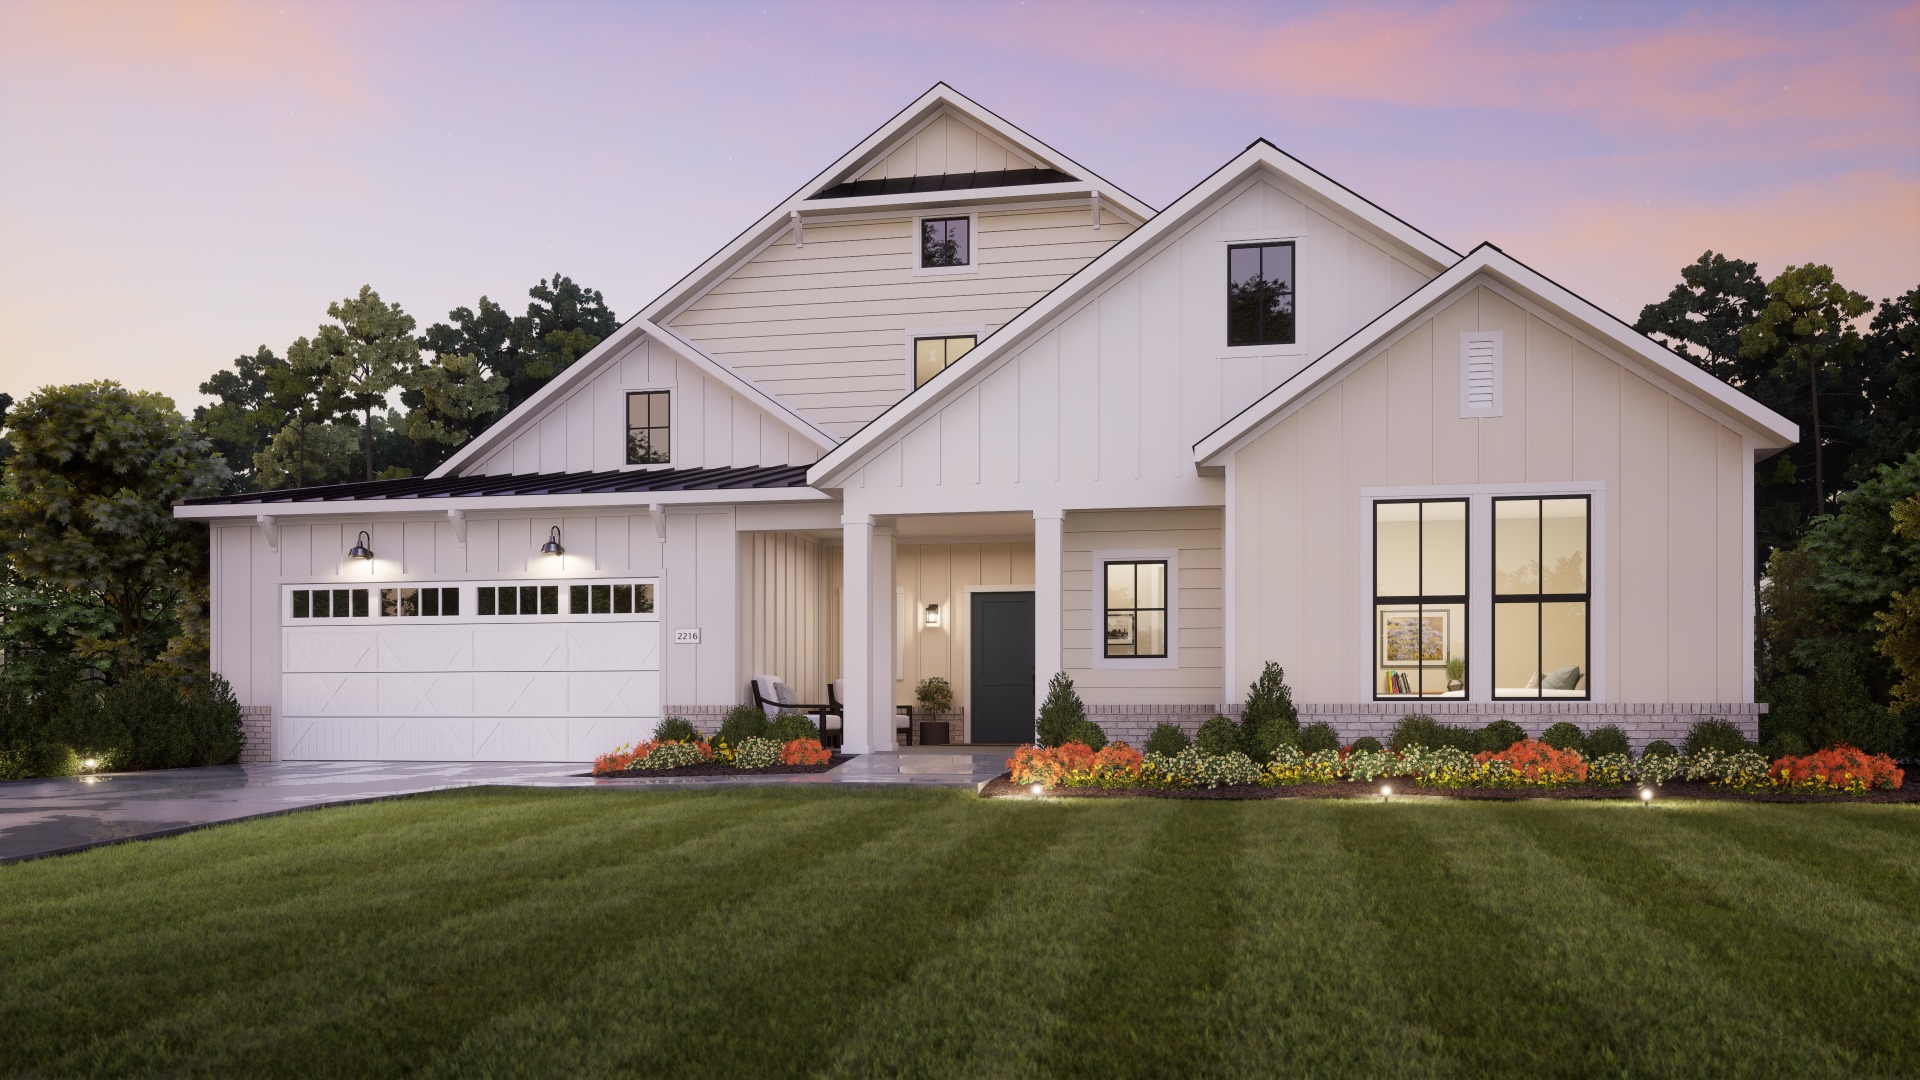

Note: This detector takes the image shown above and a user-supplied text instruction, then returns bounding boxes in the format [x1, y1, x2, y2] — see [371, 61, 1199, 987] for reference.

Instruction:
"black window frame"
[1492, 495, 1591, 701]
[911, 334, 978, 389]
[919, 216, 971, 268]
[1102, 559, 1170, 660]
[290, 587, 369, 619]
[1226, 241, 1297, 347]
[626, 391, 671, 466]
[1372, 498, 1469, 701]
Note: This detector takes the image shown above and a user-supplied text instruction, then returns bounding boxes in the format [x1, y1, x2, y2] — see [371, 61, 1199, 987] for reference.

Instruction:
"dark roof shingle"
[811, 168, 1077, 201]
[183, 464, 812, 506]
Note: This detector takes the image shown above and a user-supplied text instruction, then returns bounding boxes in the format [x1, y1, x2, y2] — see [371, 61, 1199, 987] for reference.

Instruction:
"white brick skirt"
[1085, 703, 1764, 753]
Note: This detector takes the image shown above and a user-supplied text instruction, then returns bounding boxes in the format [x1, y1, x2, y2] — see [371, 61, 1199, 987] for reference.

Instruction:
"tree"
[1238, 661, 1300, 763]
[1739, 265, 1872, 511]
[0, 383, 228, 677]
[1634, 251, 1769, 384]
[252, 418, 366, 489]
[194, 346, 290, 490]
[419, 273, 619, 413]
[0, 391, 13, 463]
[287, 286, 419, 482]
[1876, 495, 1920, 715]
[402, 352, 506, 451]
[1855, 288, 1920, 478]
[1035, 671, 1086, 747]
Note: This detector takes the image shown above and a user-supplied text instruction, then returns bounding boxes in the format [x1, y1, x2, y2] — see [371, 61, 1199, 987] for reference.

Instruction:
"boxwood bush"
[0, 673, 242, 779]
[717, 704, 769, 748]
[1683, 717, 1753, 756]
[1349, 736, 1384, 753]
[1582, 725, 1631, 760]
[1297, 721, 1341, 754]
[1194, 714, 1242, 757]
[654, 716, 700, 744]
[1475, 720, 1528, 753]
[1540, 722, 1586, 752]
[1144, 723, 1191, 757]
[767, 713, 821, 745]
[1389, 713, 1478, 753]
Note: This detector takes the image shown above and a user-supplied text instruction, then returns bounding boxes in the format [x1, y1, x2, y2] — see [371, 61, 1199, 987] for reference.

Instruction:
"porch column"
[840, 514, 896, 754]
[1033, 509, 1064, 727]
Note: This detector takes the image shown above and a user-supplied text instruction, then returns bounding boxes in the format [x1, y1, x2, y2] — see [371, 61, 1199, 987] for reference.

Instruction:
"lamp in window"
[540, 526, 565, 557]
[347, 531, 374, 560]
[923, 603, 941, 628]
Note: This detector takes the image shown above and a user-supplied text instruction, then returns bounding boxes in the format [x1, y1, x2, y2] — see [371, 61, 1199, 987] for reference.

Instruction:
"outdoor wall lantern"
[540, 525, 565, 557]
[347, 531, 375, 560]
[923, 603, 941, 628]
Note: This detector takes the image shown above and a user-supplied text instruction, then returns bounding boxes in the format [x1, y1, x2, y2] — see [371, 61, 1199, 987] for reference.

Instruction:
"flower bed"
[592, 736, 845, 778]
[995, 738, 1911, 801]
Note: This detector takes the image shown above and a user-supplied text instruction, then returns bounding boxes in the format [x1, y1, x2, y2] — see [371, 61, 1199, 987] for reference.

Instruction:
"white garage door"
[279, 579, 661, 761]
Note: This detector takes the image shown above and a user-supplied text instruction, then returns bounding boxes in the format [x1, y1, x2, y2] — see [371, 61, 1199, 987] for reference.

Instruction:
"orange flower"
[1474, 739, 1588, 784]
[780, 738, 832, 766]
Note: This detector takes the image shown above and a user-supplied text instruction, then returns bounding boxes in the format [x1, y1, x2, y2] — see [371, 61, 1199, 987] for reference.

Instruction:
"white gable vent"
[1458, 331, 1503, 418]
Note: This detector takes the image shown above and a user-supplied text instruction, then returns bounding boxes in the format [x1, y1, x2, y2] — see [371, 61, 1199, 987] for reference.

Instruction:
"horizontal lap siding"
[1231, 285, 1752, 704]
[471, 337, 815, 476]
[893, 541, 1037, 739]
[671, 206, 1132, 438]
[1065, 510, 1223, 706]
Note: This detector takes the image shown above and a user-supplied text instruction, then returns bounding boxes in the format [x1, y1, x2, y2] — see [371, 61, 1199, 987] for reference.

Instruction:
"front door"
[970, 591, 1035, 744]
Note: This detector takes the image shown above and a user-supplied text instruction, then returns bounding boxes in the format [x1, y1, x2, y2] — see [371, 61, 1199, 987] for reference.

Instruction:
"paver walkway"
[0, 749, 1013, 862]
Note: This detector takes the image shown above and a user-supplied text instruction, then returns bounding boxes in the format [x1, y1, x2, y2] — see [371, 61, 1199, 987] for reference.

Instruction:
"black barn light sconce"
[347, 530, 374, 560]
[540, 526, 565, 557]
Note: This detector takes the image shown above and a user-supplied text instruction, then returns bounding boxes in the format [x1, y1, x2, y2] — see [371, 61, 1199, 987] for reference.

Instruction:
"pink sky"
[2, 0, 1916, 412]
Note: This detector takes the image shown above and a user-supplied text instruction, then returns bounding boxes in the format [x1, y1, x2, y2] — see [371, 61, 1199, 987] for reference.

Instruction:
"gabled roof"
[432, 84, 1149, 480]
[1193, 243, 1799, 465]
[807, 140, 1463, 488]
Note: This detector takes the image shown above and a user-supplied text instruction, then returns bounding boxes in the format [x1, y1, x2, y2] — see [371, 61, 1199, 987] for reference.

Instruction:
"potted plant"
[1445, 655, 1465, 693]
[915, 676, 954, 715]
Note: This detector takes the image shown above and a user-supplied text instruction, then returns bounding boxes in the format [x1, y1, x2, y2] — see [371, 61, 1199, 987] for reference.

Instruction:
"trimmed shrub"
[654, 716, 700, 744]
[914, 676, 954, 714]
[1144, 723, 1191, 757]
[1389, 713, 1477, 753]
[1297, 721, 1341, 754]
[1194, 714, 1242, 757]
[1683, 717, 1752, 757]
[1582, 725, 1631, 760]
[767, 713, 821, 745]
[1539, 722, 1586, 752]
[1349, 736, 1384, 754]
[718, 703, 769, 749]
[1065, 719, 1109, 751]
[23, 742, 77, 779]
[731, 736, 784, 769]
[1761, 730, 1811, 761]
[1036, 672, 1087, 748]
[1642, 739, 1679, 759]
[1475, 720, 1528, 754]
[1239, 661, 1300, 763]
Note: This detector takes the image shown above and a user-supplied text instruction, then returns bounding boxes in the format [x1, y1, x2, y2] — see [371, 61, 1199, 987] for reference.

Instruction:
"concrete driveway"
[0, 750, 1012, 863]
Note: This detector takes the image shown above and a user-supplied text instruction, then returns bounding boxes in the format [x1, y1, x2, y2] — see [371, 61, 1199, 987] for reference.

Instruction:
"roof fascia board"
[1194, 247, 1797, 465]
[808, 142, 1458, 487]
[1248, 142, 1457, 269]
[174, 485, 833, 521]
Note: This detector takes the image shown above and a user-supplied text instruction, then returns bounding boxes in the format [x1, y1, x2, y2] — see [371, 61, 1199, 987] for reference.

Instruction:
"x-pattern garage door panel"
[281, 581, 661, 761]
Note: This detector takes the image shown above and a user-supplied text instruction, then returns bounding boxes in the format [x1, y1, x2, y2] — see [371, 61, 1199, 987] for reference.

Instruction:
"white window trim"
[621, 387, 675, 471]
[1090, 548, 1181, 671]
[912, 211, 980, 277]
[1356, 482, 1607, 703]
[903, 326, 987, 392]
[1458, 331, 1504, 418]
[1220, 233, 1308, 359]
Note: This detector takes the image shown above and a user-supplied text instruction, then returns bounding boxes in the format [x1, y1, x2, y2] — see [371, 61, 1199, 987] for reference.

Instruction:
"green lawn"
[3, 788, 1917, 1078]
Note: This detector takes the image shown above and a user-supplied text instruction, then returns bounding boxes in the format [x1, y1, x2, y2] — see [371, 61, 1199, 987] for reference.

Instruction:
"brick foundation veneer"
[239, 705, 273, 763]
[1091, 703, 1763, 753]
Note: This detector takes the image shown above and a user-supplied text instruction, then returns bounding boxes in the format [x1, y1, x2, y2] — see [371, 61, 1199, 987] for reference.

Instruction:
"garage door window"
[569, 583, 656, 614]
[476, 584, 561, 617]
[291, 588, 369, 619]
[380, 586, 461, 618]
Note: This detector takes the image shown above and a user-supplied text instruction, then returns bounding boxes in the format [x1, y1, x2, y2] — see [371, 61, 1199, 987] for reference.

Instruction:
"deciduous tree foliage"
[0, 383, 228, 677]
[1739, 264, 1873, 510]
[417, 274, 618, 413]
[287, 287, 419, 483]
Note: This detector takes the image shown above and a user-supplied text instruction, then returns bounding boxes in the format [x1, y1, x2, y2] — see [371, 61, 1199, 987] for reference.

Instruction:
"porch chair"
[750, 675, 842, 748]
[826, 680, 916, 748]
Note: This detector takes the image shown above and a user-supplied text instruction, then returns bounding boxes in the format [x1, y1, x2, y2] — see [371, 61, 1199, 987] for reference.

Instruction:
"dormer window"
[626, 391, 671, 465]
[1227, 241, 1296, 346]
[920, 216, 970, 268]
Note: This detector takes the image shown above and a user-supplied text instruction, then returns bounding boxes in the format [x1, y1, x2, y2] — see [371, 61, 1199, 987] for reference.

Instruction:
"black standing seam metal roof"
[182, 464, 814, 506]
[810, 168, 1078, 200]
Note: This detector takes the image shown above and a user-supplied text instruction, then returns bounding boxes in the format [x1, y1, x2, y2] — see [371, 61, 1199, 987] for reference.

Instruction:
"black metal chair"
[749, 676, 841, 749]
[826, 680, 914, 747]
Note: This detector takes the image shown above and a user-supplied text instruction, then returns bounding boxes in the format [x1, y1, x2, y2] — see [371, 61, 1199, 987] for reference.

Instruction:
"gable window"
[1494, 496, 1589, 699]
[920, 216, 970, 268]
[913, 335, 977, 389]
[1227, 242, 1296, 347]
[1373, 500, 1467, 699]
[1104, 560, 1168, 659]
[626, 391, 670, 465]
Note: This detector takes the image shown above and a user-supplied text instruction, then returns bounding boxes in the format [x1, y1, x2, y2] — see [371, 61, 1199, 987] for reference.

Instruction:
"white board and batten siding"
[1231, 284, 1751, 705]
[466, 335, 819, 477]
[851, 110, 1046, 181]
[837, 177, 1436, 504]
[671, 207, 1134, 438]
[208, 506, 745, 760]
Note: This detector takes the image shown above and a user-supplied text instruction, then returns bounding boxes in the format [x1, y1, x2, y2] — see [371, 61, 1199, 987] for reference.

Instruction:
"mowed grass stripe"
[2, 790, 1917, 1078]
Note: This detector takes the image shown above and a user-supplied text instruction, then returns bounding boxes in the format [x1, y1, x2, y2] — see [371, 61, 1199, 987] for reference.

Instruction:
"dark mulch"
[591, 754, 855, 780]
[979, 774, 1920, 803]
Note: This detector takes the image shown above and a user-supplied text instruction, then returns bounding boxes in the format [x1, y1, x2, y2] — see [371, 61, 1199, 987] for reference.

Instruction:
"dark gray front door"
[971, 591, 1035, 744]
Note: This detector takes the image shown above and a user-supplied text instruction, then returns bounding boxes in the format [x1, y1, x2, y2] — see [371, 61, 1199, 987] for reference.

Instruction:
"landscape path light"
[1380, 784, 1392, 803]
[1640, 787, 1654, 807]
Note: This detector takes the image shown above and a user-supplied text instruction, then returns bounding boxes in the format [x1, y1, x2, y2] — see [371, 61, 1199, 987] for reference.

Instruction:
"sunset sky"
[2, 0, 1916, 412]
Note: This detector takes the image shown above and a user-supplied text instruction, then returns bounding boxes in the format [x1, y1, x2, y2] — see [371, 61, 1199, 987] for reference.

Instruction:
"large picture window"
[1227, 241, 1296, 347]
[1373, 500, 1467, 699]
[1494, 496, 1590, 699]
[626, 391, 670, 465]
[1104, 560, 1168, 659]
